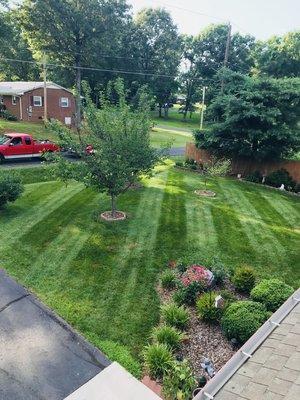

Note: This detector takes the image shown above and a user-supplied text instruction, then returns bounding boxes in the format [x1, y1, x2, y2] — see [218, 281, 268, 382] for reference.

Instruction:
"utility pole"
[200, 86, 207, 130]
[43, 53, 48, 123]
[221, 22, 232, 94]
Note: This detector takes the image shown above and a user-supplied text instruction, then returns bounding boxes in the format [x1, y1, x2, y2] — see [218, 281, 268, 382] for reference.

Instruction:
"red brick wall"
[185, 143, 300, 183]
[1, 88, 76, 125]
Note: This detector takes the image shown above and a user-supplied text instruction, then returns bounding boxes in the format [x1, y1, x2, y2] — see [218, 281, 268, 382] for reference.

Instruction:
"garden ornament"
[279, 184, 285, 190]
[201, 358, 215, 378]
[214, 295, 225, 308]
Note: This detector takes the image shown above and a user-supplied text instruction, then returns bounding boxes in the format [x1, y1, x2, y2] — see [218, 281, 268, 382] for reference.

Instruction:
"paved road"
[0, 269, 110, 400]
[0, 148, 186, 169]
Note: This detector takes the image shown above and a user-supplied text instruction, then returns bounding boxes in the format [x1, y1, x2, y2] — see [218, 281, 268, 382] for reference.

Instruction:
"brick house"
[0, 81, 76, 126]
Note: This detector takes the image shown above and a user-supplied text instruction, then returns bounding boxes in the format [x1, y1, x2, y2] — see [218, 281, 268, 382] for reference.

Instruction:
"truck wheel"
[0, 154, 4, 164]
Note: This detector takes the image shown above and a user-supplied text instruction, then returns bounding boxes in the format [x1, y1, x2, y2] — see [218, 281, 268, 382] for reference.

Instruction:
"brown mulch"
[100, 211, 126, 221]
[194, 189, 216, 198]
[157, 279, 247, 378]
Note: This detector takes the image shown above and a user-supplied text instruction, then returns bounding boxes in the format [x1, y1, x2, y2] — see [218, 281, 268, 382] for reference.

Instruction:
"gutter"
[193, 287, 300, 400]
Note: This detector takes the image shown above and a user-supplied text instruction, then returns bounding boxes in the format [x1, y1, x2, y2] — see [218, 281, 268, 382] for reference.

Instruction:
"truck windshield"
[0, 136, 10, 145]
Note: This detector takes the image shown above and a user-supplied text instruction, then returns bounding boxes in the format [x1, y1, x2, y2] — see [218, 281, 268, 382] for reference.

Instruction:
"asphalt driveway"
[0, 269, 110, 400]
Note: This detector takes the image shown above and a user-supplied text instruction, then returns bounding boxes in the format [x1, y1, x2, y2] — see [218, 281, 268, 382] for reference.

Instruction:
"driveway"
[0, 269, 110, 400]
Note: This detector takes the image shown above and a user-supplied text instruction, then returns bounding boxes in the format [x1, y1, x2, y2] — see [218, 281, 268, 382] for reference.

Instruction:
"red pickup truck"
[0, 133, 60, 163]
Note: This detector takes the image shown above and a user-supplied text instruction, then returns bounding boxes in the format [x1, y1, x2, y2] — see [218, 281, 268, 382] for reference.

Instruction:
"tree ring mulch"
[194, 189, 216, 197]
[100, 211, 127, 221]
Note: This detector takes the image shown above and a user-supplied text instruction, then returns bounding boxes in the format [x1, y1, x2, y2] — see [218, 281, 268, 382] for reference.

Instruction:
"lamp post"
[200, 86, 207, 130]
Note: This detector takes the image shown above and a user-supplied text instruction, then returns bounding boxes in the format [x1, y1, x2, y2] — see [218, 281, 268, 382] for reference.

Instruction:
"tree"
[180, 24, 256, 120]
[49, 79, 160, 218]
[195, 70, 300, 160]
[253, 32, 300, 78]
[129, 8, 182, 117]
[19, 0, 131, 129]
[201, 158, 231, 190]
[0, 9, 40, 81]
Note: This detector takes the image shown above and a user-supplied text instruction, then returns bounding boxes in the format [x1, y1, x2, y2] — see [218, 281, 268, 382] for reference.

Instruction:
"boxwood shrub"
[250, 279, 294, 312]
[221, 301, 270, 344]
[232, 266, 256, 293]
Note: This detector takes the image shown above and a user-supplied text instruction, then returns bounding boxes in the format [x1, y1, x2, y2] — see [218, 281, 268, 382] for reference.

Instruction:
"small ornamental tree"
[49, 79, 160, 219]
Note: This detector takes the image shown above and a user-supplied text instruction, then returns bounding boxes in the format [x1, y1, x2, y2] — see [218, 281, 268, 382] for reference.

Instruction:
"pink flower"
[181, 265, 210, 287]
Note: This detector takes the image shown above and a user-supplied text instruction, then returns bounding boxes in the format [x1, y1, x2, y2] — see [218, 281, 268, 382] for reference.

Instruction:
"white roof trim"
[0, 81, 74, 96]
[193, 287, 300, 400]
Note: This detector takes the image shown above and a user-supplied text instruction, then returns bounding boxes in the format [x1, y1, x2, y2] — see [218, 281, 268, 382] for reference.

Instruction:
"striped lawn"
[0, 165, 299, 362]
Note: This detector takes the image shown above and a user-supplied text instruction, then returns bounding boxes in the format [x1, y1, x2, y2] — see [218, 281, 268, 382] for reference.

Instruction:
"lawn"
[0, 119, 193, 148]
[152, 105, 201, 131]
[150, 127, 193, 148]
[0, 164, 299, 370]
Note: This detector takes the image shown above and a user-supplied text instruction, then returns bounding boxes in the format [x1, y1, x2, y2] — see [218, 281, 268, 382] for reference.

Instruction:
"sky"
[128, 0, 300, 39]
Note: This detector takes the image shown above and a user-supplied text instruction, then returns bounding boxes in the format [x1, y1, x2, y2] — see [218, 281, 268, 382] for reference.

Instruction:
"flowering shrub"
[181, 265, 211, 288]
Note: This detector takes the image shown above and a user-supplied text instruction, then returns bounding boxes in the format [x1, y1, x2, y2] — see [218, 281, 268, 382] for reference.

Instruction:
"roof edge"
[193, 287, 300, 400]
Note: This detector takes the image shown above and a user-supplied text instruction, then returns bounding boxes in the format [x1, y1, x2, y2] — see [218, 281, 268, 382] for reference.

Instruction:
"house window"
[33, 96, 42, 107]
[12, 96, 17, 105]
[60, 97, 69, 108]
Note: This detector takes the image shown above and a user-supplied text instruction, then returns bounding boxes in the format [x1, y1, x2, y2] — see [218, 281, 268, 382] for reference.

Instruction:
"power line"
[1, 56, 217, 82]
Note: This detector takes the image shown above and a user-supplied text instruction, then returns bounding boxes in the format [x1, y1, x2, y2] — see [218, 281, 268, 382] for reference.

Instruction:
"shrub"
[197, 291, 223, 324]
[197, 290, 236, 324]
[0, 109, 18, 121]
[265, 169, 296, 191]
[221, 301, 270, 343]
[210, 260, 228, 285]
[175, 161, 183, 167]
[232, 266, 256, 293]
[151, 325, 184, 351]
[0, 175, 24, 208]
[86, 336, 141, 378]
[161, 303, 190, 331]
[163, 360, 197, 400]
[245, 170, 263, 183]
[161, 270, 178, 290]
[250, 279, 294, 312]
[143, 343, 174, 380]
[173, 281, 203, 306]
[295, 183, 300, 193]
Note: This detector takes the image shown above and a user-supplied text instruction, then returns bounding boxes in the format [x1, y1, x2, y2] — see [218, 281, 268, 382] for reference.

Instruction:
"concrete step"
[64, 362, 162, 400]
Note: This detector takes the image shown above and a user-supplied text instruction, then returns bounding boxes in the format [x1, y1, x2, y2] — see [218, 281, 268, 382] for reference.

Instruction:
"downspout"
[19, 96, 23, 120]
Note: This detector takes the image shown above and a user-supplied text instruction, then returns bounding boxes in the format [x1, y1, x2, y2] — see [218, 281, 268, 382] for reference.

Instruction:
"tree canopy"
[195, 70, 300, 160]
[49, 79, 160, 217]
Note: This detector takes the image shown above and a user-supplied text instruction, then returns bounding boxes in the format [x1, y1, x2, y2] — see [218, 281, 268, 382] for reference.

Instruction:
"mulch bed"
[157, 279, 247, 379]
[100, 211, 127, 221]
[194, 189, 216, 198]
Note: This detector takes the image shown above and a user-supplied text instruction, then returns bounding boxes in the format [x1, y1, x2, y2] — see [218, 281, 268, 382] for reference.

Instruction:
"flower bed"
[142, 261, 292, 399]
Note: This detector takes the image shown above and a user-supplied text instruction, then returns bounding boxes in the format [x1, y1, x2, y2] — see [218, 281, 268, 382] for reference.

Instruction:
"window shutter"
[30, 96, 34, 106]
[42, 97, 44, 106]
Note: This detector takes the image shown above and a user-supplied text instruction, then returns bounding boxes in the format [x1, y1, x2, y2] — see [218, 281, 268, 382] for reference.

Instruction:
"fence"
[185, 143, 300, 183]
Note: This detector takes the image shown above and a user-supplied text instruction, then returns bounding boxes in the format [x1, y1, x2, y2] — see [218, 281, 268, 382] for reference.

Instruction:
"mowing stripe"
[219, 180, 287, 265]
[0, 183, 83, 247]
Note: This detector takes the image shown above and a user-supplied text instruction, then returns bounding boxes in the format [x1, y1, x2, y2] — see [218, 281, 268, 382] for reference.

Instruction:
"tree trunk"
[111, 194, 117, 218]
[158, 105, 162, 118]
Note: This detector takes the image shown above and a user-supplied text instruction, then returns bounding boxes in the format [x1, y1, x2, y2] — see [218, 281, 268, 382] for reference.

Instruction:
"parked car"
[0, 133, 60, 163]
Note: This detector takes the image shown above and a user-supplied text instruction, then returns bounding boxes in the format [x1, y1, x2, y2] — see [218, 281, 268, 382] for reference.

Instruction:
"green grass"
[150, 128, 193, 148]
[0, 119, 193, 148]
[0, 119, 58, 141]
[152, 105, 200, 130]
[0, 163, 299, 370]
